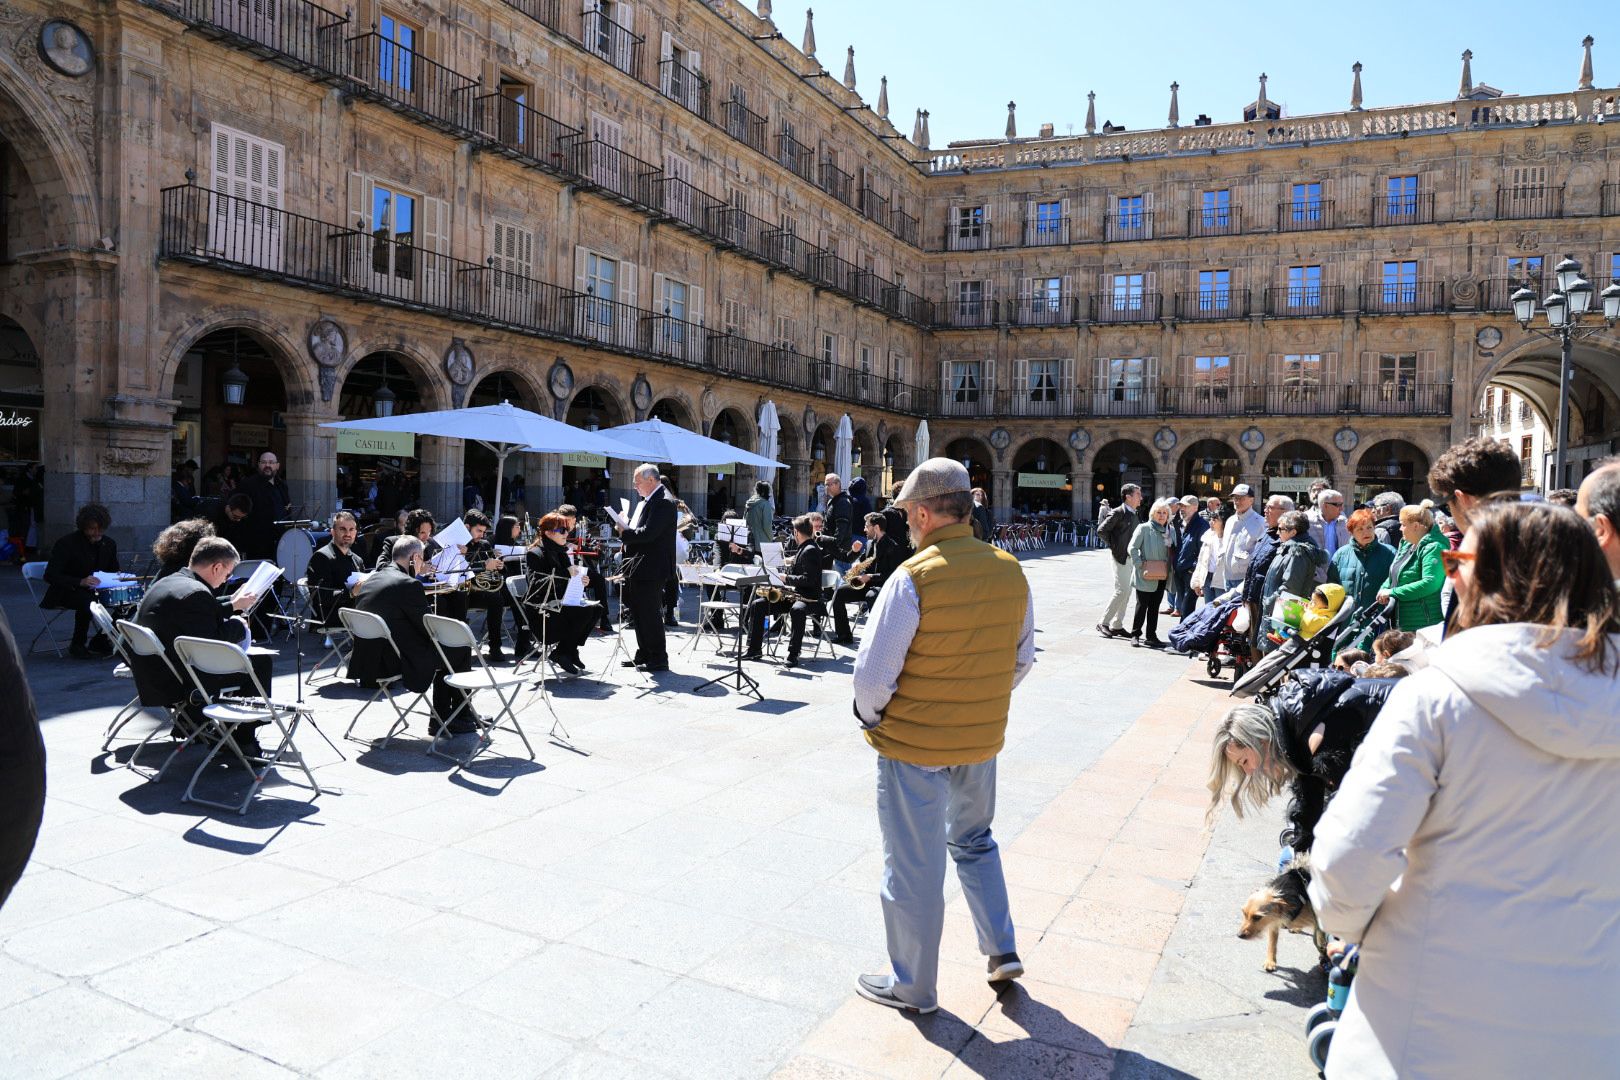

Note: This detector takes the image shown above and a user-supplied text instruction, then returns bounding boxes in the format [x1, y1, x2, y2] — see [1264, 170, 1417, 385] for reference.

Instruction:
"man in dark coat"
[0, 609, 45, 912]
[742, 515, 826, 666]
[1171, 496, 1209, 617]
[303, 510, 365, 629]
[881, 483, 910, 551]
[831, 513, 905, 644]
[130, 537, 269, 747]
[616, 464, 677, 672]
[348, 537, 477, 734]
[41, 503, 121, 658]
[236, 451, 291, 559]
[823, 473, 854, 567]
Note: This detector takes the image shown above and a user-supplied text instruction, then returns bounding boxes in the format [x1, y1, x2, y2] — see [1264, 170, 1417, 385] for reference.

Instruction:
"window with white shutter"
[209, 124, 284, 271]
[664, 151, 693, 224]
[722, 298, 745, 336]
[490, 221, 534, 303]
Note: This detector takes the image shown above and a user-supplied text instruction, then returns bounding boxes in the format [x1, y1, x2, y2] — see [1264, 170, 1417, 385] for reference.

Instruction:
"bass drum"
[276, 528, 331, 585]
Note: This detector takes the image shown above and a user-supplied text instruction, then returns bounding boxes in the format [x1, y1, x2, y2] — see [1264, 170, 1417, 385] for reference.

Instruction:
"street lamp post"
[1511, 257, 1620, 489]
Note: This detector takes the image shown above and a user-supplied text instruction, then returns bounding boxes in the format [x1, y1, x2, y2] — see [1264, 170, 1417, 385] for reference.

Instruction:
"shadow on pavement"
[1110, 1050, 1204, 1079]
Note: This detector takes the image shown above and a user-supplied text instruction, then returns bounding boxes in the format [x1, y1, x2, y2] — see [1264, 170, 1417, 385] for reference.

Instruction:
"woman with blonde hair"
[1309, 501, 1620, 1078]
[1376, 503, 1446, 631]
[1126, 498, 1174, 648]
[1207, 703, 1297, 821]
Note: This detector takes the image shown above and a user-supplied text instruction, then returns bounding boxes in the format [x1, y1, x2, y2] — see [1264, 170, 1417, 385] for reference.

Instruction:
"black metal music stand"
[695, 574, 764, 700]
[263, 608, 345, 761]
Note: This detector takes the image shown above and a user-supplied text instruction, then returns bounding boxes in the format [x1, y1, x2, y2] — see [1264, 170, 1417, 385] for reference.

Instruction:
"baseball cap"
[894, 457, 972, 504]
[1231, 484, 1255, 497]
[1178, 495, 1199, 506]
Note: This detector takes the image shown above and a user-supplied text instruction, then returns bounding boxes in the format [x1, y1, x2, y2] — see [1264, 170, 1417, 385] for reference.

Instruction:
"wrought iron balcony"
[810, 248, 862, 296]
[565, 137, 663, 211]
[859, 186, 888, 222]
[1358, 280, 1446, 315]
[890, 207, 919, 247]
[945, 222, 992, 252]
[176, 0, 349, 77]
[722, 97, 769, 155]
[1264, 284, 1344, 317]
[917, 381, 1453, 420]
[880, 285, 934, 326]
[776, 132, 815, 183]
[473, 93, 577, 175]
[1186, 205, 1242, 237]
[659, 57, 708, 120]
[1089, 292, 1162, 324]
[343, 32, 480, 135]
[1496, 185, 1564, 220]
[1371, 191, 1435, 226]
[1103, 211, 1153, 242]
[1008, 296, 1078, 327]
[937, 299, 996, 328]
[817, 160, 854, 207]
[500, 0, 565, 35]
[583, 7, 643, 78]
[1277, 198, 1334, 232]
[1173, 288, 1251, 321]
[1022, 216, 1070, 246]
[657, 175, 726, 235]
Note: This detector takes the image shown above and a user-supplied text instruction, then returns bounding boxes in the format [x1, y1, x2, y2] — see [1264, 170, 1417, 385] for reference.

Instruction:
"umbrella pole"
[478, 441, 510, 516]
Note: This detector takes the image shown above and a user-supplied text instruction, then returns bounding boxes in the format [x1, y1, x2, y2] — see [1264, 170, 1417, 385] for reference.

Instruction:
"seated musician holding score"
[741, 514, 825, 668]
[303, 509, 365, 629]
[519, 512, 597, 674]
[830, 512, 905, 645]
[459, 510, 510, 660]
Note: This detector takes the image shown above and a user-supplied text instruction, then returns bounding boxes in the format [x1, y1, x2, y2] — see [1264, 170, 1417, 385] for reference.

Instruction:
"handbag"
[1142, 558, 1168, 581]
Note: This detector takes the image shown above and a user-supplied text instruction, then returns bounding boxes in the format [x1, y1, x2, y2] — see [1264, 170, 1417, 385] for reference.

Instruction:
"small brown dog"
[1238, 862, 1328, 972]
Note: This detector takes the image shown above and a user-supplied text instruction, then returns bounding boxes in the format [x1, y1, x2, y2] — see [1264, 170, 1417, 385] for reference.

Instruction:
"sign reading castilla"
[336, 429, 415, 456]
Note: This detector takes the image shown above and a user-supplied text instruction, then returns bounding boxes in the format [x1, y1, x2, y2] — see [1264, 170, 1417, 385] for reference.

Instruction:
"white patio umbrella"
[583, 418, 784, 469]
[914, 419, 931, 466]
[322, 401, 644, 515]
[755, 401, 781, 482]
[834, 414, 853, 482]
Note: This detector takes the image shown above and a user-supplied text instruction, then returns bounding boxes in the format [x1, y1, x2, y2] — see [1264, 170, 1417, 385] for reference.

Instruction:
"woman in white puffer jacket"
[1190, 504, 1232, 608]
[1307, 501, 1620, 1079]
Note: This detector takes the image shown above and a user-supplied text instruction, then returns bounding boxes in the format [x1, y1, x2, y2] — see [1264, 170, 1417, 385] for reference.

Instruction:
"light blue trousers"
[875, 754, 1017, 1010]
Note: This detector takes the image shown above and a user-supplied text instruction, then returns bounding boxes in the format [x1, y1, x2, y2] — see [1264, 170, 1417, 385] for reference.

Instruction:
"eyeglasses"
[1324, 501, 1344, 507]
[1439, 550, 1476, 577]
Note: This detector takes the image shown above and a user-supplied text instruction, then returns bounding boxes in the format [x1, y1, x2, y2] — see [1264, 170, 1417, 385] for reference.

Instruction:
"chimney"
[1038, 122, 1054, 138]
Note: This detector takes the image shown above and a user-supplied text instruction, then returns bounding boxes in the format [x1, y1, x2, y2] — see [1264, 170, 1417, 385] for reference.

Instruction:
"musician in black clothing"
[741, 514, 825, 667]
[882, 481, 910, 550]
[830, 513, 904, 644]
[151, 518, 217, 582]
[199, 493, 255, 555]
[373, 508, 439, 568]
[616, 464, 678, 672]
[558, 504, 611, 632]
[457, 510, 511, 658]
[236, 452, 291, 560]
[41, 503, 121, 659]
[303, 510, 365, 629]
[519, 512, 597, 674]
[488, 515, 530, 659]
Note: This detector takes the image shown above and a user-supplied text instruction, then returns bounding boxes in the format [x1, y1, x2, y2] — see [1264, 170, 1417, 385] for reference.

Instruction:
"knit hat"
[894, 457, 972, 504]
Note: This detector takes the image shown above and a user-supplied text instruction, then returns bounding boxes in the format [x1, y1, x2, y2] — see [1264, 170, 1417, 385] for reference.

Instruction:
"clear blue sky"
[786, 0, 1605, 146]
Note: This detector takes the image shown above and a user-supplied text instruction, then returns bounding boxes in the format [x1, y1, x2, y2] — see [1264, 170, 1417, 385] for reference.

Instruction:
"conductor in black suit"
[348, 537, 478, 735]
[130, 537, 268, 748]
[303, 510, 365, 629]
[615, 463, 677, 672]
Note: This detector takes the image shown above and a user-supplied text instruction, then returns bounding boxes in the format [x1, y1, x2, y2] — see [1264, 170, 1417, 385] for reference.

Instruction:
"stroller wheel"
[1308, 1020, 1337, 1070]
[1305, 1002, 1335, 1034]
[1206, 655, 1222, 678]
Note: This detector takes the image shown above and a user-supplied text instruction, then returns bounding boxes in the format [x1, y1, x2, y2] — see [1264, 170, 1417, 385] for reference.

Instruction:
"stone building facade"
[1, 0, 1617, 546]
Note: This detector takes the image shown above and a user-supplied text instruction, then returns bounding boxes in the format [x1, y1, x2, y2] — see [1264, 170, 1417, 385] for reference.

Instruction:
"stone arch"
[336, 336, 452, 412]
[647, 389, 699, 429]
[1262, 438, 1335, 501]
[1474, 332, 1620, 453]
[160, 311, 314, 406]
[1087, 438, 1156, 511]
[564, 383, 630, 429]
[943, 436, 995, 492]
[468, 365, 545, 410]
[851, 423, 878, 478]
[0, 51, 101, 252]
[1010, 436, 1073, 514]
[1177, 438, 1243, 500]
[1352, 438, 1433, 503]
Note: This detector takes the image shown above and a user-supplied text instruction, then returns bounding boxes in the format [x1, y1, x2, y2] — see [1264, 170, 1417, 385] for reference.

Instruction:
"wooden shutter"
[418, 195, 449, 301]
[689, 48, 700, 74]
[1417, 349, 1436, 383]
[980, 356, 996, 403]
[347, 170, 371, 231]
[1144, 356, 1159, 390]
[614, 3, 635, 72]
[1323, 351, 1339, 382]
[940, 359, 952, 410]
[689, 284, 704, 326]
[573, 244, 590, 293]
[1360, 350, 1379, 383]
[619, 258, 637, 310]
[1061, 356, 1077, 410]
[1231, 353, 1247, 390]
[658, 31, 673, 94]
[1012, 357, 1029, 395]
[1142, 190, 1155, 238]
[652, 271, 668, 312]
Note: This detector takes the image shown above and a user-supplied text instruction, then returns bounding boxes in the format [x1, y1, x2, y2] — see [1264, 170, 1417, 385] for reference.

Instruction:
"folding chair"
[298, 582, 352, 683]
[173, 636, 324, 814]
[803, 569, 846, 661]
[423, 613, 534, 771]
[92, 602, 142, 741]
[694, 564, 749, 654]
[21, 562, 68, 657]
[110, 620, 213, 780]
[336, 608, 429, 748]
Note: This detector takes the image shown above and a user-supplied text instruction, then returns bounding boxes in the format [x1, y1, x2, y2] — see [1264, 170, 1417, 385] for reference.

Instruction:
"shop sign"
[230, 423, 271, 449]
[1017, 472, 1069, 489]
[709, 463, 734, 476]
[336, 429, 415, 457]
[562, 452, 607, 469]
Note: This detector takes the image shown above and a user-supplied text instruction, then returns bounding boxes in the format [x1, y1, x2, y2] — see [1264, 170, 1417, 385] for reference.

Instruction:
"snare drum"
[276, 528, 332, 585]
[99, 582, 145, 610]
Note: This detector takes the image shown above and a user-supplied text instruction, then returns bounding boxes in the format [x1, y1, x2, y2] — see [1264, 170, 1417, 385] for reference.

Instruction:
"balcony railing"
[817, 160, 854, 207]
[776, 132, 815, 183]
[583, 7, 643, 77]
[923, 382, 1453, 420]
[1173, 288, 1251, 321]
[344, 32, 480, 134]
[1372, 191, 1435, 226]
[945, 223, 992, 251]
[810, 248, 862, 297]
[937, 299, 996, 328]
[1089, 292, 1162, 324]
[473, 93, 577, 174]
[500, 0, 565, 35]
[1264, 284, 1343, 317]
[1008, 296, 1078, 327]
[720, 97, 769, 155]
[180, 0, 349, 75]
[1023, 216, 1070, 246]
[658, 58, 708, 120]
[1358, 280, 1446, 315]
[881, 285, 934, 326]
[859, 186, 888, 222]
[1277, 198, 1335, 231]
[566, 138, 663, 210]
[1103, 211, 1153, 242]
[890, 207, 919, 246]
[1496, 185, 1564, 220]
[657, 175, 725, 234]
[1186, 205, 1242, 237]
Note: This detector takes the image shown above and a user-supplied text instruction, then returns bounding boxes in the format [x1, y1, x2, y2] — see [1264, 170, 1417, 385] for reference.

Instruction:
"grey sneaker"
[855, 974, 937, 1014]
[987, 953, 1024, 983]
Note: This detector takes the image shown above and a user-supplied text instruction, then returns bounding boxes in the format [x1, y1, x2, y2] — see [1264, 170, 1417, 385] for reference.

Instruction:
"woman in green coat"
[1377, 504, 1447, 630]
[1127, 498, 1174, 648]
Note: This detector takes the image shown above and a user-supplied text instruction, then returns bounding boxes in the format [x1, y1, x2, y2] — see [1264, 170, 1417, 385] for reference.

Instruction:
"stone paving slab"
[1, 549, 1316, 1078]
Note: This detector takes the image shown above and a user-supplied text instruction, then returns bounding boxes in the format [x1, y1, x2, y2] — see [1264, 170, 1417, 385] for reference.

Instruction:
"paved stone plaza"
[2, 550, 1322, 1079]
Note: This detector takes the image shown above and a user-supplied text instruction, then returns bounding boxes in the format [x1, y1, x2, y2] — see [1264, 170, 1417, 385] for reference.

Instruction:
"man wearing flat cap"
[851, 457, 1036, 1014]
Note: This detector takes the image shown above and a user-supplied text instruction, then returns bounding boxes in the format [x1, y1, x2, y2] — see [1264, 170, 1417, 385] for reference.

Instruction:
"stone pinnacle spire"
[877, 75, 889, 119]
[920, 110, 930, 150]
[802, 8, 815, 59]
[1084, 91, 1096, 136]
[843, 46, 856, 90]
[1458, 49, 1473, 98]
[911, 108, 923, 144]
[1005, 101, 1017, 139]
[1579, 35, 1595, 91]
[1168, 82, 1179, 128]
[757, 0, 771, 20]
[1351, 61, 1364, 110]
[1257, 72, 1268, 102]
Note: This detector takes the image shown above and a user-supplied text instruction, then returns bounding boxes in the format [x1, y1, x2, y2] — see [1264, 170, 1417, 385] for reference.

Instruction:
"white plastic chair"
[423, 613, 534, 771]
[298, 581, 353, 683]
[336, 608, 427, 748]
[21, 562, 68, 657]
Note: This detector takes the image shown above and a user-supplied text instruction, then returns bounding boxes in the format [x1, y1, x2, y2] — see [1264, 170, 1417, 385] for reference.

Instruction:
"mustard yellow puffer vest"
[864, 523, 1029, 766]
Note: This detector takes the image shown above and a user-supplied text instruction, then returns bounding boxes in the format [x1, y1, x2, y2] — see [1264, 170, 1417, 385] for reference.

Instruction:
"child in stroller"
[1168, 587, 1254, 680]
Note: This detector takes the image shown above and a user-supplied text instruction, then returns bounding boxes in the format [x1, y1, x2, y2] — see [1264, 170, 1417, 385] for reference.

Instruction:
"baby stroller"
[1230, 599, 1392, 702]
[1168, 588, 1253, 681]
[1306, 944, 1359, 1072]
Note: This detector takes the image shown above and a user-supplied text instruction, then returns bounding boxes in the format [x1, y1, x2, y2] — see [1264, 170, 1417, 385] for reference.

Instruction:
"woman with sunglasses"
[1375, 504, 1446, 631]
[1307, 501, 1620, 1078]
[519, 512, 596, 674]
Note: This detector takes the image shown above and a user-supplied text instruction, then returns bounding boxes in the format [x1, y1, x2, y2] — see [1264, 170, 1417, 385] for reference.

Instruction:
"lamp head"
[1544, 291, 1568, 329]
[1602, 281, 1620, 324]
[1510, 286, 1537, 327]
[1566, 276, 1593, 317]
[1554, 256, 1583, 293]
[373, 383, 396, 417]
[221, 361, 249, 406]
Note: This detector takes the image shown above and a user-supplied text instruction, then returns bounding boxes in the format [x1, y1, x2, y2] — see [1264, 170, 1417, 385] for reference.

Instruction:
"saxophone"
[842, 554, 877, 585]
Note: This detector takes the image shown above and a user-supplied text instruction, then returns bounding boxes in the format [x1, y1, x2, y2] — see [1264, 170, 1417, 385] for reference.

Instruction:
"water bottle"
[1327, 959, 1353, 1011]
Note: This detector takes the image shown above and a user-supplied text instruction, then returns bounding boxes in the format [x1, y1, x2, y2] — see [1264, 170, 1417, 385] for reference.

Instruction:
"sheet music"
[495, 545, 526, 558]
[561, 572, 588, 607]
[619, 497, 632, 518]
[91, 571, 135, 588]
[431, 544, 468, 576]
[678, 564, 724, 585]
[434, 518, 472, 550]
[605, 505, 629, 528]
[231, 562, 283, 603]
[344, 571, 362, 588]
[717, 521, 750, 546]
[759, 542, 785, 568]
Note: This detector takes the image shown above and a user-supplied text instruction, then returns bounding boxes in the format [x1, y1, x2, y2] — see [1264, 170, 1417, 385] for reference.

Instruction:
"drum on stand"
[276, 529, 331, 586]
[97, 581, 145, 614]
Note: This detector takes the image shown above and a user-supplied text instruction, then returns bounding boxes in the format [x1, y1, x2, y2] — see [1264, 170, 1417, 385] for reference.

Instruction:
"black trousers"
[623, 578, 667, 667]
[746, 596, 810, 657]
[832, 584, 875, 640]
[46, 589, 96, 647]
[1131, 580, 1165, 640]
[663, 574, 680, 620]
[466, 589, 509, 650]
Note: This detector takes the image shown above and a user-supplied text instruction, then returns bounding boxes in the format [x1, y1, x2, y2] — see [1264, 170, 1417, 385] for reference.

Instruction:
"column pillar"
[991, 469, 1013, 523]
[1072, 470, 1094, 522]
[1242, 470, 1266, 501]
[534, 454, 564, 515]
[785, 458, 810, 515]
[609, 458, 635, 512]
[678, 465, 706, 518]
[419, 436, 461, 518]
[282, 409, 340, 519]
